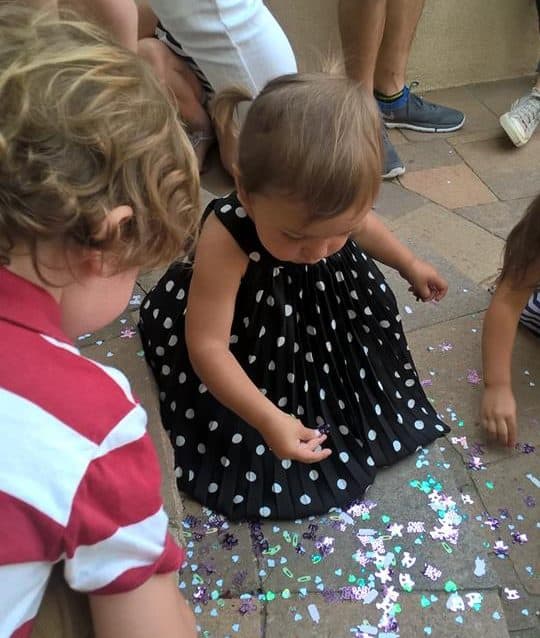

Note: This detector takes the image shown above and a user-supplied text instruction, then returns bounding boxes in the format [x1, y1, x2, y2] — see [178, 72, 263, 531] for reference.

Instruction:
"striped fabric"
[520, 290, 540, 336]
[0, 268, 184, 638]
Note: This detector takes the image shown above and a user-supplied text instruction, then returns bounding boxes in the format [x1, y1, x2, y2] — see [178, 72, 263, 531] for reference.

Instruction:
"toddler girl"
[481, 194, 540, 447]
[140, 72, 450, 521]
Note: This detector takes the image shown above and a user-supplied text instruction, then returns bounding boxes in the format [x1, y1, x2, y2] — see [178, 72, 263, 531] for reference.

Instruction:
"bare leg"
[374, 0, 425, 95]
[138, 38, 214, 171]
[338, 0, 386, 94]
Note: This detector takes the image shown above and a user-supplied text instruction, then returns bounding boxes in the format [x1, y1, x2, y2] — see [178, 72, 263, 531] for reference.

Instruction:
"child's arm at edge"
[185, 213, 330, 463]
[481, 278, 531, 447]
[90, 573, 196, 638]
[352, 210, 448, 301]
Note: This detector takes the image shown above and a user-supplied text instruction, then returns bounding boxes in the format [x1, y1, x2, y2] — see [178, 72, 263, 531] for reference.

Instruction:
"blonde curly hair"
[0, 3, 200, 275]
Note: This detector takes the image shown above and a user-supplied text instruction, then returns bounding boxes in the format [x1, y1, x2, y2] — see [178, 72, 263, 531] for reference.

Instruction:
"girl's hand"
[402, 258, 448, 302]
[481, 384, 517, 447]
[259, 413, 332, 464]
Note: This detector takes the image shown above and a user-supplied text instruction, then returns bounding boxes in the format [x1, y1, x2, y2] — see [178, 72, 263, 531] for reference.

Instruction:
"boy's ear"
[83, 205, 134, 276]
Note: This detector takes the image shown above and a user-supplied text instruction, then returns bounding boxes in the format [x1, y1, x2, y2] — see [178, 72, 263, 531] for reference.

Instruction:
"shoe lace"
[510, 94, 540, 129]
[408, 80, 437, 111]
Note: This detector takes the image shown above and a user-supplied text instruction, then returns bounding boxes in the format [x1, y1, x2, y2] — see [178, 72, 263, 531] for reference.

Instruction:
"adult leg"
[338, 0, 386, 95]
[149, 0, 297, 175]
[374, 0, 424, 96]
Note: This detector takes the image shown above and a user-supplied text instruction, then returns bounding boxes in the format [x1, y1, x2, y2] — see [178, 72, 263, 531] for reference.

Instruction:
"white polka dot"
[221, 456, 230, 467]
[397, 413, 404, 424]
[178, 372, 186, 384]
[155, 346, 165, 356]
[300, 494, 312, 505]
[325, 341, 332, 352]
[407, 399, 415, 408]
[339, 451, 350, 463]
[297, 406, 305, 415]
[168, 335, 178, 347]
[362, 324, 370, 334]
[229, 334, 238, 344]
[421, 407, 428, 415]
[248, 355, 256, 364]
[366, 455, 375, 466]
[268, 360, 276, 371]
[259, 326, 266, 338]
[309, 470, 319, 480]
[364, 306, 373, 316]
[281, 459, 292, 469]
[185, 408, 195, 419]
[347, 310, 357, 319]
[307, 325, 317, 335]
[414, 420, 425, 430]
[278, 397, 288, 407]
[335, 271, 344, 282]
[404, 363, 413, 370]
[165, 280, 174, 292]
[337, 479, 347, 490]
[395, 391, 402, 399]
[152, 308, 159, 319]
[249, 251, 261, 262]
[246, 471, 257, 482]
[284, 304, 293, 317]
[255, 290, 264, 303]
[161, 365, 170, 376]
[259, 506, 271, 518]
[235, 206, 247, 218]
[188, 470, 194, 482]
[380, 283, 386, 292]
[174, 466, 183, 478]
[266, 295, 274, 306]
[339, 425, 349, 435]
[277, 336, 285, 347]
[305, 352, 314, 363]
[256, 444, 265, 455]
[198, 384, 208, 394]
[176, 288, 185, 300]
[316, 281, 325, 291]
[233, 494, 244, 504]
[319, 389, 326, 400]
[380, 320, 390, 328]
[287, 373, 295, 383]
[220, 204, 232, 213]
[208, 482, 218, 493]
[350, 290, 359, 301]
[435, 424, 445, 432]
[405, 379, 415, 387]
[374, 404, 382, 415]
[170, 401, 176, 412]
[143, 299, 150, 309]
[367, 429, 377, 441]
[232, 433, 243, 444]
[393, 440, 402, 452]
[323, 363, 330, 374]
[272, 482, 282, 493]
[197, 443, 206, 454]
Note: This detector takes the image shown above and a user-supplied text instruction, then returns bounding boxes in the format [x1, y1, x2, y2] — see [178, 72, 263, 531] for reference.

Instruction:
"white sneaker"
[499, 88, 540, 147]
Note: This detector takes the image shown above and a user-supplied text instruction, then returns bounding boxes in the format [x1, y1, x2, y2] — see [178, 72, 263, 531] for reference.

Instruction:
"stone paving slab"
[452, 135, 540, 201]
[394, 139, 463, 173]
[467, 76, 537, 118]
[471, 454, 540, 596]
[375, 181, 428, 222]
[257, 445, 496, 596]
[178, 494, 261, 601]
[389, 202, 505, 285]
[456, 198, 534, 240]
[399, 164, 497, 210]
[379, 243, 491, 333]
[265, 591, 509, 638]
[193, 598, 263, 638]
[407, 314, 540, 465]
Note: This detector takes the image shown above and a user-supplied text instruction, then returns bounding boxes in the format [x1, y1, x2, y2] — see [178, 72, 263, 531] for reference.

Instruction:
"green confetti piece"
[282, 567, 294, 579]
[192, 574, 204, 585]
[381, 515, 391, 524]
[281, 588, 291, 599]
[311, 554, 322, 564]
[283, 531, 292, 543]
[263, 545, 281, 556]
[458, 420, 465, 428]
[348, 574, 356, 583]
[444, 580, 458, 593]
[486, 481, 494, 490]
[297, 575, 311, 582]
[421, 595, 431, 608]
[266, 591, 276, 601]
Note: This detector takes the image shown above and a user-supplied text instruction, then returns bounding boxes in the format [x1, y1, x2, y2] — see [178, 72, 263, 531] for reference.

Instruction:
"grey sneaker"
[499, 88, 540, 147]
[381, 83, 465, 133]
[382, 126, 405, 179]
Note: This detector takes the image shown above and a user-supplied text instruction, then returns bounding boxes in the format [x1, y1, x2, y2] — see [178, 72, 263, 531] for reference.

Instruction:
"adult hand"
[259, 413, 332, 464]
[403, 258, 448, 302]
[481, 384, 517, 447]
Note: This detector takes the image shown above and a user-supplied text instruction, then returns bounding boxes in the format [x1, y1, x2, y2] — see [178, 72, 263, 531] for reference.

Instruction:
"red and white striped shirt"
[0, 268, 185, 638]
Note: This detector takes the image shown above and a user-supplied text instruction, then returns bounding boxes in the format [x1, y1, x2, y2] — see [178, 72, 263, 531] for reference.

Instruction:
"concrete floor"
[85, 77, 540, 637]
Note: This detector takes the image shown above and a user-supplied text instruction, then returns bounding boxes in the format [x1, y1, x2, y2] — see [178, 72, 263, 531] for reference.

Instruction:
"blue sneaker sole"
[384, 115, 466, 133]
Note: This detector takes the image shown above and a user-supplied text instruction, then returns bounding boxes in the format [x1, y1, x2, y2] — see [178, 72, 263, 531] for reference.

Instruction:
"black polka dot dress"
[139, 193, 449, 521]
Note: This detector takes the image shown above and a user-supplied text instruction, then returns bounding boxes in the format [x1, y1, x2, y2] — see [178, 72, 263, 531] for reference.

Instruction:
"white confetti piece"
[307, 603, 320, 623]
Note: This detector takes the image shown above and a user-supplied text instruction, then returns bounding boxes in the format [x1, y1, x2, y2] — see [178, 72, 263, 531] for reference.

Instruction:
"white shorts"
[149, 0, 297, 99]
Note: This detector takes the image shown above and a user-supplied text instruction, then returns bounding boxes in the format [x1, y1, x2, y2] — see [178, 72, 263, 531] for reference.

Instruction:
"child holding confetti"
[140, 71, 450, 521]
[481, 194, 540, 447]
[0, 5, 199, 636]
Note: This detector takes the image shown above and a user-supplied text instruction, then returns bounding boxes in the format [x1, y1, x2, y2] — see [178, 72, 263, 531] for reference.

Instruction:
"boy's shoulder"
[0, 318, 142, 446]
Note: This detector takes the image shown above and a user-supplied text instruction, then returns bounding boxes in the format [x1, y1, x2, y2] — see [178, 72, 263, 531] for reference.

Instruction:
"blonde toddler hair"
[0, 3, 200, 274]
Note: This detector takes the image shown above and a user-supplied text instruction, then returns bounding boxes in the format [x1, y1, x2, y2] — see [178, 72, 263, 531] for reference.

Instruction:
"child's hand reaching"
[481, 384, 517, 447]
[402, 258, 448, 302]
[259, 412, 332, 464]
